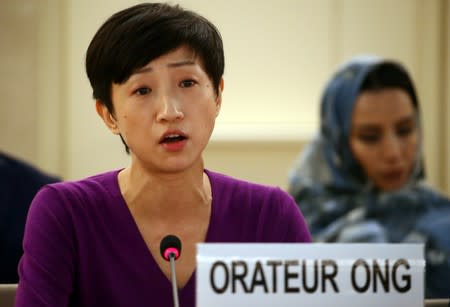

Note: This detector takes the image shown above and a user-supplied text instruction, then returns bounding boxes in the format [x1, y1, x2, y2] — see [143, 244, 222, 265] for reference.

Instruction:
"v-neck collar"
[110, 169, 217, 294]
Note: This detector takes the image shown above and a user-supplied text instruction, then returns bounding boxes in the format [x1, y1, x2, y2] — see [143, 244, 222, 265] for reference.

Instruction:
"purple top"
[16, 169, 311, 307]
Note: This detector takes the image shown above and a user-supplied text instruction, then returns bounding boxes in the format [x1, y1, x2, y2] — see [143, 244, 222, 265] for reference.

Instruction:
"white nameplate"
[196, 243, 424, 307]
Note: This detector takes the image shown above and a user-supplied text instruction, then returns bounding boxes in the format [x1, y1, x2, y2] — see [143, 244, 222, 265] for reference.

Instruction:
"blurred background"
[1, 0, 448, 194]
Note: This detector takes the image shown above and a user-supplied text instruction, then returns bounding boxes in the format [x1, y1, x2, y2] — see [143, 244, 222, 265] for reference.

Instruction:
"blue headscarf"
[288, 55, 450, 298]
[289, 55, 424, 194]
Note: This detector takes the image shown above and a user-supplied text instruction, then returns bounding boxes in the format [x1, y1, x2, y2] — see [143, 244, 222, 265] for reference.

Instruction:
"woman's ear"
[96, 100, 120, 135]
[215, 78, 224, 117]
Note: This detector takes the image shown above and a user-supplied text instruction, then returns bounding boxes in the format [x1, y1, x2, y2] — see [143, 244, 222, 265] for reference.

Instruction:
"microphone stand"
[169, 253, 180, 307]
[160, 235, 182, 307]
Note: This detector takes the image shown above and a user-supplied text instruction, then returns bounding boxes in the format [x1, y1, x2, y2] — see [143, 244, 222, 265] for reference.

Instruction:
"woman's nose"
[156, 93, 184, 122]
[381, 134, 402, 162]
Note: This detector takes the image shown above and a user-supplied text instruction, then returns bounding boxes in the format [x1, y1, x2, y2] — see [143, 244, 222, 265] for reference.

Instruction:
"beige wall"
[0, 0, 39, 163]
[445, 0, 450, 193]
[204, 141, 307, 190]
[1, 0, 449, 193]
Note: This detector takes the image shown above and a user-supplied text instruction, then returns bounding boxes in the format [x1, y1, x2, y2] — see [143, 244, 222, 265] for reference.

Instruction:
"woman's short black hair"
[86, 2, 225, 115]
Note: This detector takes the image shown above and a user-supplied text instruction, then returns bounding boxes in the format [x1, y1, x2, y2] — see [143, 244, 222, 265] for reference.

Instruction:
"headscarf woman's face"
[349, 88, 418, 191]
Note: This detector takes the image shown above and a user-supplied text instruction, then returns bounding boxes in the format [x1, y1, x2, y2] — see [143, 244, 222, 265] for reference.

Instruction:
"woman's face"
[97, 45, 223, 174]
[349, 88, 418, 191]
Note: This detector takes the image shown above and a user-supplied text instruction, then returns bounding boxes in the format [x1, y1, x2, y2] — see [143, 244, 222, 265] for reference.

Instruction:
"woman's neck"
[117, 162, 212, 218]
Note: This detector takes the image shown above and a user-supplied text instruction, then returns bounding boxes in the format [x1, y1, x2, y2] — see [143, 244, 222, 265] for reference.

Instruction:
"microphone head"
[160, 234, 182, 261]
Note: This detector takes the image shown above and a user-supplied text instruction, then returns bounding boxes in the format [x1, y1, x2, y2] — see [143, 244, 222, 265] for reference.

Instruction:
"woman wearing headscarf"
[288, 55, 450, 298]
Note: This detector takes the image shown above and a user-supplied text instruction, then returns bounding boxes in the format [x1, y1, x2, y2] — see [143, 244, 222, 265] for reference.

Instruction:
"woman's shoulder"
[45, 169, 120, 194]
[205, 169, 287, 199]
[292, 181, 360, 213]
[409, 182, 450, 209]
[205, 169, 311, 242]
[30, 169, 122, 216]
[205, 169, 305, 222]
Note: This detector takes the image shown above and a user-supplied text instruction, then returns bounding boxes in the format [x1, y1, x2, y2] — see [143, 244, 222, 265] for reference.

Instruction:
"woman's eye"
[180, 80, 196, 88]
[397, 126, 414, 137]
[396, 118, 416, 137]
[134, 87, 151, 96]
[357, 134, 380, 143]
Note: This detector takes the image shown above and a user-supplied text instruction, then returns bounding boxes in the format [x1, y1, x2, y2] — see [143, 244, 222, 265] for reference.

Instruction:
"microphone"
[160, 235, 182, 307]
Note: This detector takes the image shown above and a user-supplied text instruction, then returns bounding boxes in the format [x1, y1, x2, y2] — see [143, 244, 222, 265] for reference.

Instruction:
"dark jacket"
[0, 152, 60, 283]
